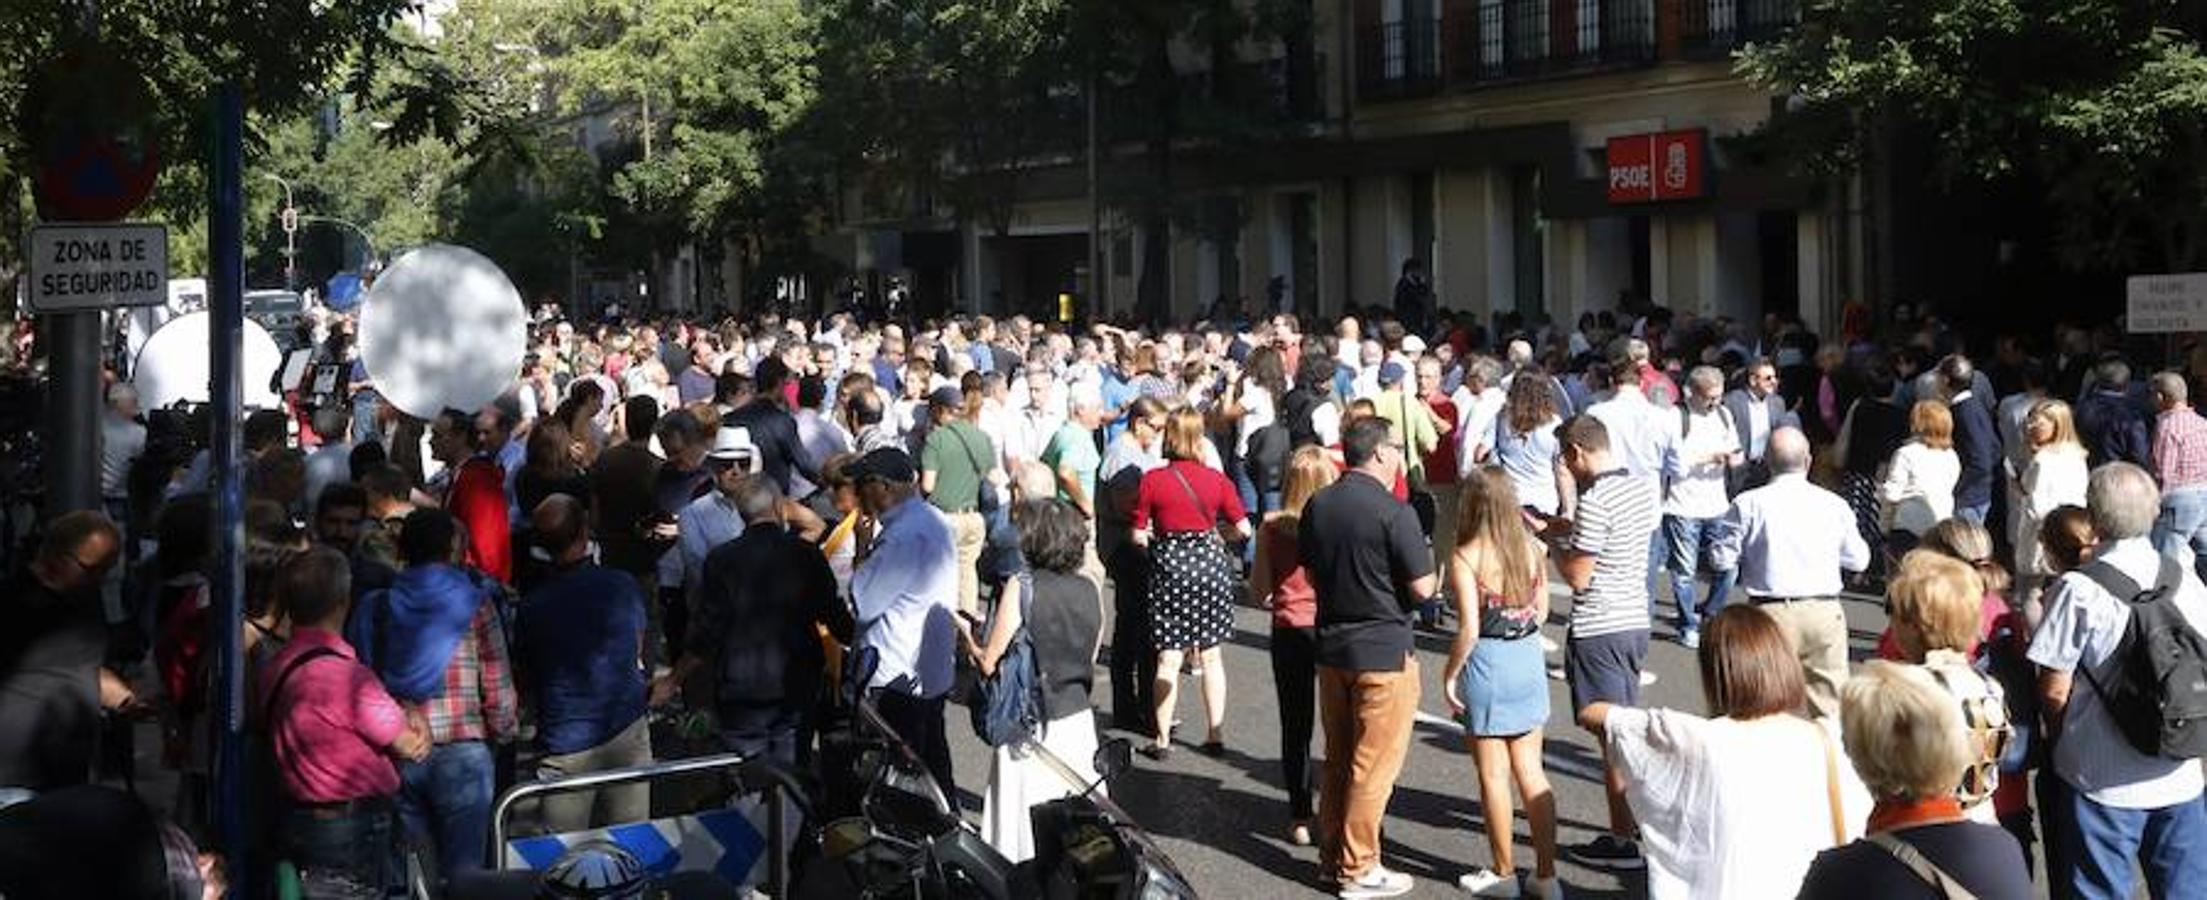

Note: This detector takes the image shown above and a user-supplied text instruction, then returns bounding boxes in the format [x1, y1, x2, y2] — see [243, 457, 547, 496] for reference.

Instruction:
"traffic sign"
[281, 206, 298, 234]
[20, 46, 162, 222]
[28, 223, 169, 313]
[2126, 273, 2207, 334]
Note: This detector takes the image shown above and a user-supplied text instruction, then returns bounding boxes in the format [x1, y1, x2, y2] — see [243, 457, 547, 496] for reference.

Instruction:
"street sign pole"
[207, 81, 250, 899]
[43, 309, 100, 519]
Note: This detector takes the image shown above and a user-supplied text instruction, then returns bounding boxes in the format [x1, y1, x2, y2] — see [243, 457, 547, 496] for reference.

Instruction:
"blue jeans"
[1957, 501, 1990, 525]
[398, 740, 495, 884]
[2056, 783, 2207, 899]
[2155, 487, 2207, 585]
[1645, 518, 1670, 619]
[1230, 467, 1276, 565]
[1663, 515, 1736, 633]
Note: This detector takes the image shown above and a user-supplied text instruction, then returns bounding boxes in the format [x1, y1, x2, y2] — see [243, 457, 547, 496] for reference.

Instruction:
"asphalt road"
[928, 581, 1910, 900]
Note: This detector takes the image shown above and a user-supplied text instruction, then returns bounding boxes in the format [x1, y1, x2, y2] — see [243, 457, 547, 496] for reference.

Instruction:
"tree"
[0, 0, 438, 300]
[1738, 1, 2207, 272]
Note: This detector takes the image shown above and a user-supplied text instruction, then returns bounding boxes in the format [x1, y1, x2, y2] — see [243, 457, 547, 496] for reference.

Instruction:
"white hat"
[1401, 335, 1427, 355]
[707, 426, 759, 462]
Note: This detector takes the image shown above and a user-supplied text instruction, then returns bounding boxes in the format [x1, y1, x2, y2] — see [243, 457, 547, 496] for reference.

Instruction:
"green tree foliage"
[1739, 1, 2207, 270]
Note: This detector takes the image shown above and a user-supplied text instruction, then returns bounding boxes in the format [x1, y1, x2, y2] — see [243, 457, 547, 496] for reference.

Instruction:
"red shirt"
[446, 457, 512, 583]
[259, 628, 407, 803]
[1132, 460, 1246, 533]
[1421, 391, 1459, 485]
[1257, 518, 1315, 628]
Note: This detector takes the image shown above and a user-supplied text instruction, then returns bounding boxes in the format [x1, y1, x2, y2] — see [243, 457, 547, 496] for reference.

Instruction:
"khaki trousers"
[1316, 657, 1420, 883]
[947, 511, 987, 617]
[1429, 481, 1462, 581]
[1755, 597, 1850, 721]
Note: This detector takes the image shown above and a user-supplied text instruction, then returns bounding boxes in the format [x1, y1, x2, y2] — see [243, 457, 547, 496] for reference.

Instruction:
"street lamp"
[261, 172, 298, 291]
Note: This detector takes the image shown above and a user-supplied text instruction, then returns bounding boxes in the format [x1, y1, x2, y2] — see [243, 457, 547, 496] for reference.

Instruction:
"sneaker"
[1528, 875, 1563, 900]
[1679, 628, 1701, 650]
[1638, 670, 1659, 687]
[1455, 867, 1520, 896]
[1568, 835, 1644, 869]
[1338, 865, 1415, 899]
[1547, 665, 1566, 682]
[1540, 634, 1560, 653]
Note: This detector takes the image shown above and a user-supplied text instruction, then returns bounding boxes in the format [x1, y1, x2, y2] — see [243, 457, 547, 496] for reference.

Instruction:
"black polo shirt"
[1299, 470, 1433, 671]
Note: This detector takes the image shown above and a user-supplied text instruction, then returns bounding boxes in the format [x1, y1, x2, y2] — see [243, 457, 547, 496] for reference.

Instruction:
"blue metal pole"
[206, 81, 248, 898]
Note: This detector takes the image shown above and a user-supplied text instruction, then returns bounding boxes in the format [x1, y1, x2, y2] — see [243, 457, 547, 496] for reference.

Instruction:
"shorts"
[1566, 629, 1649, 713]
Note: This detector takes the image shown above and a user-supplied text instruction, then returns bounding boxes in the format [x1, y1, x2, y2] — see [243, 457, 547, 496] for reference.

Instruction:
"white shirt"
[1587, 388, 1675, 482]
[99, 413, 146, 499]
[1608, 709, 1869, 900]
[2028, 538, 2207, 808]
[1877, 441, 1960, 536]
[1455, 386, 1505, 478]
[1311, 402, 1342, 448]
[1997, 391, 2044, 479]
[1235, 384, 1277, 458]
[853, 496, 960, 698]
[1663, 405, 1741, 519]
[1008, 405, 1064, 466]
[1710, 473, 1870, 597]
[794, 408, 849, 495]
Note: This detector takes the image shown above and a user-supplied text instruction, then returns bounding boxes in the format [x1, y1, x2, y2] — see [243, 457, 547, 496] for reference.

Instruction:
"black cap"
[926, 386, 964, 409]
[847, 447, 918, 485]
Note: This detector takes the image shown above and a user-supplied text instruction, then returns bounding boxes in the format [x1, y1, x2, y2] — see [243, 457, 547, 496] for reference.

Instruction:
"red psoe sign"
[1607, 129, 1707, 204]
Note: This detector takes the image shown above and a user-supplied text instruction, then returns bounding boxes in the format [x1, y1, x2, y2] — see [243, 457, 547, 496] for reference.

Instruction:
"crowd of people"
[4, 286, 2207, 900]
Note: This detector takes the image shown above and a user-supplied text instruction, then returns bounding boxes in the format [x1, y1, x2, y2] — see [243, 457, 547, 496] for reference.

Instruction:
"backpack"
[1973, 614, 2045, 774]
[969, 572, 1047, 747]
[1282, 388, 1326, 449]
[1243, 423, 1290, 492]
[2076, 557, 2207, 759]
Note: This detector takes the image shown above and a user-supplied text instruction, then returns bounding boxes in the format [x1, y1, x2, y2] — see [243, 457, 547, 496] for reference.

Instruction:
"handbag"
[947, 424, 1002, 512]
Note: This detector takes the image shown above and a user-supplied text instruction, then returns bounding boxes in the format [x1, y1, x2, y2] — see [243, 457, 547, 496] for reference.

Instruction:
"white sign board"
[28, 223, 168, 313]
[2127, 273, 2207, 334]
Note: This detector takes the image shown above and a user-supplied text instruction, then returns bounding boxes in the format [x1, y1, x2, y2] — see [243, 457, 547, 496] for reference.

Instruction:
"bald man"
[1707, 427, 1870, 720]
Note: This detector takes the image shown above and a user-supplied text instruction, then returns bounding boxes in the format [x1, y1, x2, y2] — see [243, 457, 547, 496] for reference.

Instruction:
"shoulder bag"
[947, 424, 1002, 513]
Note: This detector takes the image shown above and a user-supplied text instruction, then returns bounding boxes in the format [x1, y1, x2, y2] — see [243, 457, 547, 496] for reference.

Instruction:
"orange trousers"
[1315, 656, 1420, 884]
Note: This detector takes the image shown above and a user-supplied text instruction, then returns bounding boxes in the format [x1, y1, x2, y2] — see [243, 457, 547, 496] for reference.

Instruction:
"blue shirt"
[1100, 369, 1139, 444]
[851, 496, 959, 698]
[512, 564, 648, 754]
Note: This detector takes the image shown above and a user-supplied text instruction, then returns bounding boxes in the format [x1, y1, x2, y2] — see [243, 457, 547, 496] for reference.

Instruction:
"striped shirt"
[2155, 407, 2207, 492]
[1567, 470, 1658, 639]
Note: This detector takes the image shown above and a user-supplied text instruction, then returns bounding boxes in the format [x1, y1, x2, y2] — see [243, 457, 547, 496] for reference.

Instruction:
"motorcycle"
[818, 687, 1198, 899]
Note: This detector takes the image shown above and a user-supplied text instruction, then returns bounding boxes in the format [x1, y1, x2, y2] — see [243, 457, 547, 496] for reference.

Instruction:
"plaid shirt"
[415, 601, 520, 745]
[2155, 407, 2207, 491]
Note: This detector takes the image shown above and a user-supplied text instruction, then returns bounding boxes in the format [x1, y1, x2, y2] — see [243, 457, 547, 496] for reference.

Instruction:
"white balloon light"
[131, 310, 284, 410]
[358, 243, 528, 419]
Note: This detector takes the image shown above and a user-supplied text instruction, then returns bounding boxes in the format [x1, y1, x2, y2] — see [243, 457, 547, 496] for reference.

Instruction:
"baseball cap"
[1401, 335, 1427, 355]
[926, 386, 964, 409]
[1378, 361, 1407, 385]
[847, 447, 918, 484]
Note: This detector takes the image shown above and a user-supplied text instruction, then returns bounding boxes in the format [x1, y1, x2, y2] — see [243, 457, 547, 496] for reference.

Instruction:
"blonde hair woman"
[1797, 662, 2032, 899]
[1878, 401, 1960, 557]
[2015, 399, 2089, 584]
[1442, 468, 1560, 898]
[1249, 446, 1337, 845]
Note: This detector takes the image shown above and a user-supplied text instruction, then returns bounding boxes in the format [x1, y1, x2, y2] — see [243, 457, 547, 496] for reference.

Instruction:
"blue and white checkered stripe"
[504, 798, 793, 886]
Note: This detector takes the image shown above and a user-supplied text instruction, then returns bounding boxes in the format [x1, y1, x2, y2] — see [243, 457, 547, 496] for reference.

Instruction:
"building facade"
[833, 0, 1859, 333]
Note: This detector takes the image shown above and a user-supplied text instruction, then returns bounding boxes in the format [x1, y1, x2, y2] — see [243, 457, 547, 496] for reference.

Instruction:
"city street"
[935, 583, 1903, 899]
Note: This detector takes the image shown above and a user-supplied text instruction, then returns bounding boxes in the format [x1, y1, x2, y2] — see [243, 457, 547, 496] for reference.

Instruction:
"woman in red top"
[1132, 407, 1250, 759]
[1249, 446, 1336, 845]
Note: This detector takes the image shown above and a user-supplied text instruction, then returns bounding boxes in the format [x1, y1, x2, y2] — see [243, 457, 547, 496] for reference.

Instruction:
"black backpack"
[2077, 557, 2207, 759]
[1282, 388, 1326, 449]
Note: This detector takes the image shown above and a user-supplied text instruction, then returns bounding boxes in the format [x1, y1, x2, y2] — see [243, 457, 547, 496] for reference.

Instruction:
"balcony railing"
[1678, 0, 1800, 55]
[1357, 0, 1795, 103]
[1358, 17, 1445, 99]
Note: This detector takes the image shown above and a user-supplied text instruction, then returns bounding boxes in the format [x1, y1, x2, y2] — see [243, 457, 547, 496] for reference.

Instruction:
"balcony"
[1678, 0, 1800, 56]
[1355, 0, 1795, 103]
